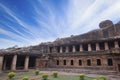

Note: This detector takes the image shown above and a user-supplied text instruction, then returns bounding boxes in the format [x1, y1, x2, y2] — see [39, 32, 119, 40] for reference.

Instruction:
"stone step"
[40, 68, 118, 75]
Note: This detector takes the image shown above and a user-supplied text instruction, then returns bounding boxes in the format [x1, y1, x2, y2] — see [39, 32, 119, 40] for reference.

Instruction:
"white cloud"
[1, 0, 120, 49]
[64, 0, 120, 34]
[0, 38, 25, 49]
[0, 28, 32, 43]
[0, 3, 40, 39]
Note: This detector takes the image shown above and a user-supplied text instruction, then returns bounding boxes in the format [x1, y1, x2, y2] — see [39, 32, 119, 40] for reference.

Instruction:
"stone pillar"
[105, 42, 109, 50]
[54, 47, 57, 53]
[114, 41, 119, 48]
[24, 56, 29, 70]
[96, 43, 100, 51]
[11, 55, 17, 71]
[0, 56, 3, 71]
[88, 44, 92, 51]
[60, 47, 63, 53]
[79, 44, 83, 52]
[65, 46, 69, 53]
[72, 45, 76, 52]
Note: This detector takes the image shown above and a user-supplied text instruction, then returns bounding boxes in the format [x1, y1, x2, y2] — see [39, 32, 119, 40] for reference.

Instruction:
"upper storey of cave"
[52, 20, 120, 45]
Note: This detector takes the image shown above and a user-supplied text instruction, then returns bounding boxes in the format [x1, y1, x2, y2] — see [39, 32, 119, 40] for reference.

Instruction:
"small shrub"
[42, 74, 48, 80]
[98, 76, 107, 80]
[53, 71, 58, 78]
[35, 70, 40, 75]
[79, 74, 85, 80]
[22, 77, 29, 80]
[8, 72, 16, 79]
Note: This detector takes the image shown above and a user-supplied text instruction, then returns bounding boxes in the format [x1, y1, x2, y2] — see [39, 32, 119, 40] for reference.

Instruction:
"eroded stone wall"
[49, 54, 118, 70]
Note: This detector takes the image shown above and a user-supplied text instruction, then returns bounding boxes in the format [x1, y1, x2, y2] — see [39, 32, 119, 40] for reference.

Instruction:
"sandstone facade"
[0, 20, 120, 73]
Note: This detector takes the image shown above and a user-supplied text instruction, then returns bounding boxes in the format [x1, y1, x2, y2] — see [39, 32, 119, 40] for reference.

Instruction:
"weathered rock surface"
[53, 20, 120, 45]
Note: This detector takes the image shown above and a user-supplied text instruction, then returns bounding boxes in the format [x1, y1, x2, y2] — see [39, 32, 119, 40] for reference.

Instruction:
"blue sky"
[0, 0, 120, 49]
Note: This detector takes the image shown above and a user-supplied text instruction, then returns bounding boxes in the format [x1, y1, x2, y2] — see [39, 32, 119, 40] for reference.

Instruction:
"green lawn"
[1, 71, 100, 80]
[1, 71, 35, 80]
[14, 71, 35, 78]
[37, 75, 95, 80]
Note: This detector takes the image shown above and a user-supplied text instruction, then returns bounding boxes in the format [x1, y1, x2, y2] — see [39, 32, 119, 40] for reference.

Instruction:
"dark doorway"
[56, 46, 60, 53]
[63, 46, 66, 52]
[71, 60, 74, 65]
[63, 60, 66, 65]
[2, 55, 13, 70]
[99, 42, 105, 50]
[87, 59, 91, 66]
[97, 59, 101, 66]
[79, 60, 82, 66]
[83, 44, 88, 51]
[91, 43, 96, 51]
[56, 60, 59, 65]
[118, 40, 120, 47]
[16, 55, 25, 70]
[29, 56, 36, 69]
[108, 41, 114, 49]
[75, 45, 79, 52]
[107, 58, 113, 66]
[69, 45, 73, 52]
[50, 47, 52, 53]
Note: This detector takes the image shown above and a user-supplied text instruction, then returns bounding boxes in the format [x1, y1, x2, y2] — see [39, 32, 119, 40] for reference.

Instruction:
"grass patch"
[37, 75, 94, 80]
[1, 71, 42, 80]
[14, 71, 35, 78]
[1, 71, 97, 80]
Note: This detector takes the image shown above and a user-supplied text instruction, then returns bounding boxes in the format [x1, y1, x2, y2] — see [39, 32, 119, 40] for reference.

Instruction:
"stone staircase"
[40, 68, 118, 75]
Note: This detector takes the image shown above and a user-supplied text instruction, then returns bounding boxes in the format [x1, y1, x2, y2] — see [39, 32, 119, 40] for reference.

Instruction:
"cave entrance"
[16, 55, 25, 70]
[2, 55, 13, 70]
[28, 56, 36, 69]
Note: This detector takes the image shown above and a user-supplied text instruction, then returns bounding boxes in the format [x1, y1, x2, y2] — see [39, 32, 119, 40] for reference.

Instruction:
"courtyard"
[0, 70, 120, 80]
[0, 0, 120, 80]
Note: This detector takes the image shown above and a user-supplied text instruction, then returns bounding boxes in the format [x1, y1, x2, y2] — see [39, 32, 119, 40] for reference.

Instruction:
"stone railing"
[49, 48, 120, 57]
[110, 48, 120, 54]
[50, 50, 111, 57]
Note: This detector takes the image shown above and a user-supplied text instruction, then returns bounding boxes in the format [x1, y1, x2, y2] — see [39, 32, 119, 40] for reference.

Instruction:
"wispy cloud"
[65, 0, 120, 34]
[0, 0, 120, 49]
[0, 38, 27, 49]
